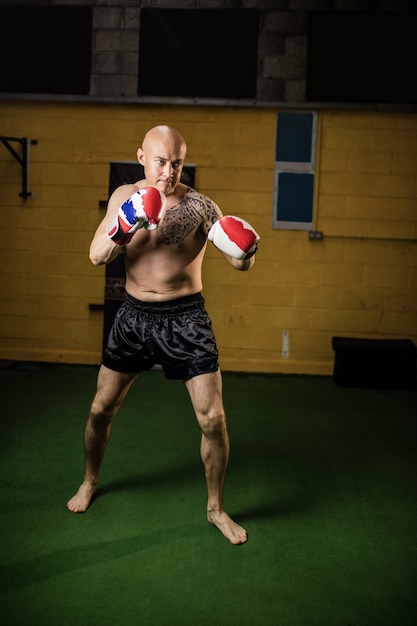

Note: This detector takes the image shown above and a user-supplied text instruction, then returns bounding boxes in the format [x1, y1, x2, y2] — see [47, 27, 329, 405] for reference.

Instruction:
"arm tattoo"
[157, 188, 220, 246]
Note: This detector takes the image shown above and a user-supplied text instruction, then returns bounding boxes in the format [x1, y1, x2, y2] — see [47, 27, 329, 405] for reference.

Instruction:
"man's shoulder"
[180, 187, 222, 232]
[184, 186, 217, 210]
[184, 185, 204, 201]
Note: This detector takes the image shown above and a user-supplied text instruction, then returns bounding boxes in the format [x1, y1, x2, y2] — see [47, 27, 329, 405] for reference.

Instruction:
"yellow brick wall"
[0, 102, 416, 374]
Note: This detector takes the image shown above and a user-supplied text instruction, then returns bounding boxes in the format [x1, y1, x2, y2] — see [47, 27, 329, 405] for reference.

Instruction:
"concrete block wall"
[90, 0, 416, 102]
[8, 0, 413, 103]
[0, 102, 415, 373]
[312, 111, 417, 347]
[0, 0, 416, 373]
[93, 0, 417, 102]
[91, 4, 140, 97]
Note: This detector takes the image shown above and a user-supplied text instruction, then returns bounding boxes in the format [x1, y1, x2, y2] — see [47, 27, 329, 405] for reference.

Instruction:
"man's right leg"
[67, 365, 138, 513]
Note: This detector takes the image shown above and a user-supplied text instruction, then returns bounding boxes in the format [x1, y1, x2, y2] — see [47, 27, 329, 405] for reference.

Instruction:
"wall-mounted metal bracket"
[0, 135, 38, 198]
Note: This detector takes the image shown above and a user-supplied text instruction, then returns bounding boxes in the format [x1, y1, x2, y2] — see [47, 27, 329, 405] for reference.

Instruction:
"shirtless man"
[67, 125, 259, 545]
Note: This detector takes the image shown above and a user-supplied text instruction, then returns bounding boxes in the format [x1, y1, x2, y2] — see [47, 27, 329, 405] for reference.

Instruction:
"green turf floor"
[1, 362, 416, 625]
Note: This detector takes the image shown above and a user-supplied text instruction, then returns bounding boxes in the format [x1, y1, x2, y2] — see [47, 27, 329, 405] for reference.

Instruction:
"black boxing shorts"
[102, 292, 219, 380]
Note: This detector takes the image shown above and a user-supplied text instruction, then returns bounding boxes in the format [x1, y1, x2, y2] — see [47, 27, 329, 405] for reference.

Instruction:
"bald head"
[142, 125, 186, 154]
[137, 125, 187, 195]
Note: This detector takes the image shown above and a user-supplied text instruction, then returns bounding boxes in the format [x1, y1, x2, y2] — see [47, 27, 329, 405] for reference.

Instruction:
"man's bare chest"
[156, 205, 201, 246]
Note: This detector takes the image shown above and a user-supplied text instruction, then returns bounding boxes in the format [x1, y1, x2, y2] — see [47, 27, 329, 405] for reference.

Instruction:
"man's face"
[137, 139, 185, 197]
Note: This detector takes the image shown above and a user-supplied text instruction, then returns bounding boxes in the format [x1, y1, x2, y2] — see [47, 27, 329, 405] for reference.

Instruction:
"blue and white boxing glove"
[107, 187, 166, 245]
[208, 215, 260, 260]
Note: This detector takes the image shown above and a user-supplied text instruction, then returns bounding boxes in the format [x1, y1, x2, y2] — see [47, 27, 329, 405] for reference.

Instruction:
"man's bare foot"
[207, 510, 248, 545]
[67, 482, 96, 513]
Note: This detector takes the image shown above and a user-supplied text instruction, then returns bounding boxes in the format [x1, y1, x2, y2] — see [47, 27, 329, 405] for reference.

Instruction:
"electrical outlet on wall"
[282, 329, 290, 359]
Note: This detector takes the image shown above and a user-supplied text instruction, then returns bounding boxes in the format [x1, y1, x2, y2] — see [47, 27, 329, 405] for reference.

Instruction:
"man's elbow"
[89, 248, 110, 266]
[232, 256, 255, 271]
[90, 254, 104, 266]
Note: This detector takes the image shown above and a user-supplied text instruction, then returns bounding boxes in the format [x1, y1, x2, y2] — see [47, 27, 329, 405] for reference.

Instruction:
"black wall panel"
[0, 5, 92, 95]
[138, 8, 259, 99]
[306, 12, 417, 104]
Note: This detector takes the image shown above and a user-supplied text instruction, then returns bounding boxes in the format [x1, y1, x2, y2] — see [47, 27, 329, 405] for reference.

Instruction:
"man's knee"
[200, 410, 227, 440]
[89, 397, 115, 429]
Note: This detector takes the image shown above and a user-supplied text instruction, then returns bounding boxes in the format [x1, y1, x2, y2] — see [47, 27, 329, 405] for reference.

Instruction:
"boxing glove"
[208, 216, 260, 260]
[107, 187, 166, 245]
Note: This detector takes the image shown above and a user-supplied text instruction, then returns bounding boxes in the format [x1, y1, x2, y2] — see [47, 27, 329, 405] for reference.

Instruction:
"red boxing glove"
[107, 187, 166, 245]
[208, 215, 260, 260]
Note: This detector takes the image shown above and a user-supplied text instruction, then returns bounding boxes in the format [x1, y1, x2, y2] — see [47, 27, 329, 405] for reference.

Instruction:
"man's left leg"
[185, 370, 247, 545]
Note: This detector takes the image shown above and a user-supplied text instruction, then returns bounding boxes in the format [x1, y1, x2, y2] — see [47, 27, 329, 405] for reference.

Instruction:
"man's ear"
[137, 148, 144, 164]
